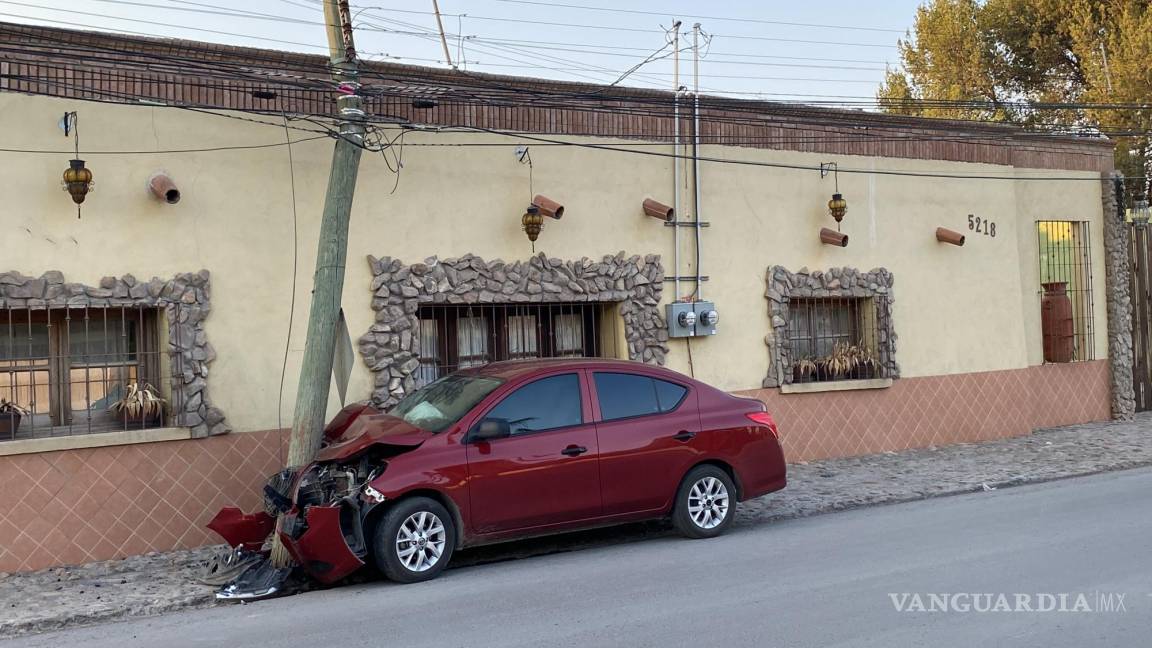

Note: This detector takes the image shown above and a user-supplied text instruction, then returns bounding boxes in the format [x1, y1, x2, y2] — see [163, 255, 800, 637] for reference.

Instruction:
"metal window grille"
[0, 305, 174, 441]
[786, 298, 885, 383]
[1036, 221, 1096, 363]
[413, 302, 617, 387]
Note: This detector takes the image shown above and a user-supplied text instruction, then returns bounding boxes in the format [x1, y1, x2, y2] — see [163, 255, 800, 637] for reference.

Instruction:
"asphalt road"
[9, 468, 1152, 647]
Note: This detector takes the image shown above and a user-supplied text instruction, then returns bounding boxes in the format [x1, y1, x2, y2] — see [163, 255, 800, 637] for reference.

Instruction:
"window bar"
[47, 307, 55, 436]
[121, 306, 139, 430]
[490, 303, 498, 364]
[99, 305, 110, 427]
[1082, 223, 1092, 357]
[589, 302, 598, 358]
[173, 304, 184, 425]
[61, 306, 71, 435]
[536, 302, 544, 359]
[26, 308, 36, 437]
[82, 306, 92, 435]
[4, 307, 10, 439]
[1069, 223, 1080, 359]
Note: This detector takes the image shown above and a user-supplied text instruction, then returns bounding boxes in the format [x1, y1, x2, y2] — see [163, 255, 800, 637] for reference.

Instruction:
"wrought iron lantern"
[828, 192, 847, 223]
[522, 205, 544, 242]
[63, 159, 93, 207]
[820, 161, 847, 224]
[60, 112, 93, 218]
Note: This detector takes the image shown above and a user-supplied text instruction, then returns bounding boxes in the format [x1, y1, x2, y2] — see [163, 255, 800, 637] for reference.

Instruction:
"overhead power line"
[475, 0, 906, 34]
[350, 6, 900, 49]
[0, 134, 329, 154]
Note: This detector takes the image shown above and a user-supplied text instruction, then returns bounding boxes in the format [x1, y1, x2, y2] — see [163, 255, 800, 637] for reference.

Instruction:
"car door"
[591, 370, 701, 516]
[465, 372, 602, 534]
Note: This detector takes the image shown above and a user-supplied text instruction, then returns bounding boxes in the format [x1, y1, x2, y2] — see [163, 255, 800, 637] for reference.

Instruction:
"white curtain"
[554, 313, 584, 357]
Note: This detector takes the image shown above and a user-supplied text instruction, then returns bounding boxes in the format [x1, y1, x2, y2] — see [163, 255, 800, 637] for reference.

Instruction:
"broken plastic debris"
[198, 546, 263, 587]
[215, 559, 291, 602]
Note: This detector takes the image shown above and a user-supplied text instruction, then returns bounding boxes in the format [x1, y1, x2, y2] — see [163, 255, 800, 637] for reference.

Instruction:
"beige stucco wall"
[0, 93, 1109, 433]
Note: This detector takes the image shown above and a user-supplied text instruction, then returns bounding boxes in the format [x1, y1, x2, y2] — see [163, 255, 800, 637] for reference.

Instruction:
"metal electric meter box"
[666, 301, 719, 338]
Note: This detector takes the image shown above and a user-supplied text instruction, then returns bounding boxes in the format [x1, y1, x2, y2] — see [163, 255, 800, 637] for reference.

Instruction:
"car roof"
[457, 357, 686, 382]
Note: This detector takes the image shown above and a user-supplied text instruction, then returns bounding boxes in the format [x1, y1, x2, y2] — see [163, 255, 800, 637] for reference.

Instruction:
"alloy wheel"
[687, 476, 730, 530]
[395, 511, 447, 572]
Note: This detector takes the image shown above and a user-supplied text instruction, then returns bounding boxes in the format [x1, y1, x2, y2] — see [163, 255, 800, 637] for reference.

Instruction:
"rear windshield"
[390, 374, 504, 433]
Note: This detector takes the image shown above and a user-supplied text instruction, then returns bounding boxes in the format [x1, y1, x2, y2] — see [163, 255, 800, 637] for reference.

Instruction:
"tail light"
[745, 411, 779, 440]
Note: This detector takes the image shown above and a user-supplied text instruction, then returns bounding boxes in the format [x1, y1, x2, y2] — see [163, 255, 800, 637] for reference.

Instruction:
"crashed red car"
[209, 358, 786, 588]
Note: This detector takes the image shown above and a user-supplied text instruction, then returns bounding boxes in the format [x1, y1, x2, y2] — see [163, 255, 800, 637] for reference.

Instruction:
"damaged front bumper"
[277, 503, 366, 585]
[207, 461, 379, 596]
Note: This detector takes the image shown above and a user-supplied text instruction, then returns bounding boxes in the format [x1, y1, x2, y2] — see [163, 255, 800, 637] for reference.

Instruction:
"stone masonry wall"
[763, 266, 899, 388]
[0, 270, 228, 437]
[1102, 172, 1136, 420]
[359, 252, 668, 408]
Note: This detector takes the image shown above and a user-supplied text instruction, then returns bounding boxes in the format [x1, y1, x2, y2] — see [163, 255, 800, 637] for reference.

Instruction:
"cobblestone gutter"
[3, 415, 1152, 636]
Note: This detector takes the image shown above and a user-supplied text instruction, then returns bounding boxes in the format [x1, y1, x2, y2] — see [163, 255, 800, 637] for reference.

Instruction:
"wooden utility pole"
[431, 0, 454, 68]
[271, 0, 365, 565]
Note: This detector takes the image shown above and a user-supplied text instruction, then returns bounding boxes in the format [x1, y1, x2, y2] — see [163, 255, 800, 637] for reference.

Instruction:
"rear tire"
[672, 465, 736, 539]
[373, 497, 456, 584]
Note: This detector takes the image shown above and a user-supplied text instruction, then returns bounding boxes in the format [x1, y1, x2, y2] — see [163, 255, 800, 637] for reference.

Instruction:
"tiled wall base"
[0, 429, 287, 573]
[739, 361, 1111, 463]
[0, 361, 1110, 572]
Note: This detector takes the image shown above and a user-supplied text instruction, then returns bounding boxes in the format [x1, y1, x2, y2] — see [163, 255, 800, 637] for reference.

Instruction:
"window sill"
[779, 378, 893, 394]
[0, 426, 192, 456]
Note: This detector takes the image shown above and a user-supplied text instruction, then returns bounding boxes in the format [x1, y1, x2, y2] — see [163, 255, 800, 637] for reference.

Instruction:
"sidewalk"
[3, 414, 1152, 637]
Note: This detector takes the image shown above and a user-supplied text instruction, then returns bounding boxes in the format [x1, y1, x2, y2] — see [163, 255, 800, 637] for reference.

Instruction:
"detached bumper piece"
[279, 503, 366, 585]
[206, 507, 276, 552]
[215, 559, 292, 601]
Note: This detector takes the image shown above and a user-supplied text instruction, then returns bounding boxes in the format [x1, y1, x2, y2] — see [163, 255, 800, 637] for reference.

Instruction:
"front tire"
[373, 497, 456, 584]
[672, 465, 736, 539]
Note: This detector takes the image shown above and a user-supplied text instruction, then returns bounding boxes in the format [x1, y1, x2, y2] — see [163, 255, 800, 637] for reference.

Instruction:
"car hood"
[316, 412, 432, 462]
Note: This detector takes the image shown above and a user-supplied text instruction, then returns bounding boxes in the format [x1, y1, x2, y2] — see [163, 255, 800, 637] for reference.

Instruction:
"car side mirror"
[471, 418, 511, 442]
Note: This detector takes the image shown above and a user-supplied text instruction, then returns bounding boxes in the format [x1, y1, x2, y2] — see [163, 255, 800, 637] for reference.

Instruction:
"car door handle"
[672, 430, 697, 442]
[561, 445, 588, 457]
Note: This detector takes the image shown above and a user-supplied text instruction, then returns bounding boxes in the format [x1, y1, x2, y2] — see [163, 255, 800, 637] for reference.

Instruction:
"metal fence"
[786, 297, 886, 383]
[1036, 221, 1096, 363]
[414, 302, 618, 387]
[0, 305, 178, 441]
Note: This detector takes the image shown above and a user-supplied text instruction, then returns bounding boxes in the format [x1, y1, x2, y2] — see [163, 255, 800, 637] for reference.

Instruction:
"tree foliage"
[878, 0, 1152, 186]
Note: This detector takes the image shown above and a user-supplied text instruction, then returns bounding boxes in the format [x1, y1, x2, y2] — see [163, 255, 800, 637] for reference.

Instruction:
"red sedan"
[209, 359, 786, 587]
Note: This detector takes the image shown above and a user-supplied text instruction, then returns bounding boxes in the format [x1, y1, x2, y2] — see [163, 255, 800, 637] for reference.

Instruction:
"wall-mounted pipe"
[691, 23, 704, 301]
[671, 24, 683, 302]
[531, 194, 564, 219]
[820, 227, 848, 247]
[935, 227, 965, 246]
[643, 198, 674, 222]
[148, 172, 181, 204]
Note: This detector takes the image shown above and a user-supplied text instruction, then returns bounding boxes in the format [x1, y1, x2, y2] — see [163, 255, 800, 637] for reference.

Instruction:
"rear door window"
[594, 372, 688, 421]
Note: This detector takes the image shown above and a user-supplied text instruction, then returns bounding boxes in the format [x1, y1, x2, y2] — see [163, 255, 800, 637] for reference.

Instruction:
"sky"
[0, 0, 926, 104]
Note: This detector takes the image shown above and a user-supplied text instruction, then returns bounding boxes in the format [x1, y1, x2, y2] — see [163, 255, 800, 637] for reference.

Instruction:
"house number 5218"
[968, 214, 996, 237]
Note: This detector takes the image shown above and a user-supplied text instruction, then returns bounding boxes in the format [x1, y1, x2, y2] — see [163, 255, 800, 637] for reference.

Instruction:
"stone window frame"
[359, 252, 669, 408]
[763, 265, 899, 388]
[0, 270, 228, 438]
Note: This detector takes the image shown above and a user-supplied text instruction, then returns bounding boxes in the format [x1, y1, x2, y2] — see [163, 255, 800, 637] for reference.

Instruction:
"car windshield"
[390, 374, 504, 433]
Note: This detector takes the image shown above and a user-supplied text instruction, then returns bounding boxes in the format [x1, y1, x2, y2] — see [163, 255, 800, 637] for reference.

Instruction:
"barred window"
[787, 298, 885, 383]
[413, 303, 614, 387]
[1, 306, 167, 440]
[1036, 221, 1095, 363]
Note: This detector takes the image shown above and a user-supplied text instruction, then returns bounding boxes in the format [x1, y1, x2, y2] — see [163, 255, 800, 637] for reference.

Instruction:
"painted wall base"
[741, 360, 1110, 463]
